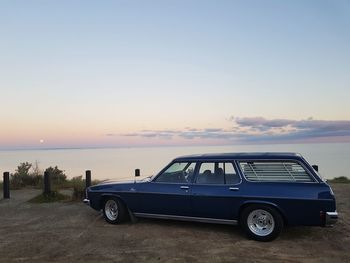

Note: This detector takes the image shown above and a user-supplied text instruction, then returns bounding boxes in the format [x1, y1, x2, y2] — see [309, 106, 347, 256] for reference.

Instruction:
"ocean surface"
[0, 143, 349, 181]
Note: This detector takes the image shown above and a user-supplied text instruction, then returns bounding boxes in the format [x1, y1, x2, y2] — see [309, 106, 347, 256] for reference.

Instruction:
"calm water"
[0, 143, 349, 181]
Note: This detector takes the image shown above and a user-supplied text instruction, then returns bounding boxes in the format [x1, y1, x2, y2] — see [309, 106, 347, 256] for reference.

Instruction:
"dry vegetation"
[3, 162, 100, 202]
[0, 183, 349, 262]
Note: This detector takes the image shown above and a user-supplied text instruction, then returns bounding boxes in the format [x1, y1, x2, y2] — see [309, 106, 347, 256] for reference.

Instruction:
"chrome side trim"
[83, 199, 90, 205]
[325, 211, 338, 226]
[133, 213, 238, 225]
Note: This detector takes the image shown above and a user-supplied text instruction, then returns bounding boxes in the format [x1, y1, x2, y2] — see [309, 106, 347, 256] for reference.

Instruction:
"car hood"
[89, 177, 152, 191]
[98, 180, 135, 185]
[100, 176, 153, 185]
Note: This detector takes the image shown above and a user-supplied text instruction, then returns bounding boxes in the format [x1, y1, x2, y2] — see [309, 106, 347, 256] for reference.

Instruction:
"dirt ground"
[0, 184, 349, 263]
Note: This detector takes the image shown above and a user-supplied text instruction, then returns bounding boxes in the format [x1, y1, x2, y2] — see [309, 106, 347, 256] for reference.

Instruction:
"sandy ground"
[0, 184, 349, 263]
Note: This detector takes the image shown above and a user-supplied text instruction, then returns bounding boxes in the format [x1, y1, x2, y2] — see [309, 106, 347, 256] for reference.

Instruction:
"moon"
[39, 139, 44, 144]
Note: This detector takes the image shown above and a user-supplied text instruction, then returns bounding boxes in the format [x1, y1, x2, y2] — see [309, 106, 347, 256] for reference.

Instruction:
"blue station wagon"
[84, 153, 338, 241]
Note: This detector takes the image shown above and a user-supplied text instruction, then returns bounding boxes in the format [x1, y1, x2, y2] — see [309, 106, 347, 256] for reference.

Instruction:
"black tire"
[240, 204, 283, 242]
[102, 197, 127, 224]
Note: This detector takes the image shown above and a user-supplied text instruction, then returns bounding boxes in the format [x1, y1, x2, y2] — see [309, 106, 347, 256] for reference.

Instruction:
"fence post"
[85, 170, 91, 188]
[44, 171, 51, 195]
[3, 172, 10, 199]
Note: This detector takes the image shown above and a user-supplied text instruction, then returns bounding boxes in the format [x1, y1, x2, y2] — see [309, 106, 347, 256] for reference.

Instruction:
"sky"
[0, 0, 350, 149]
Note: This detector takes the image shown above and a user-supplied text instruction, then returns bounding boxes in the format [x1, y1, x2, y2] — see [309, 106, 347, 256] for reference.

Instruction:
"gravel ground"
[0, 184, 349, 263]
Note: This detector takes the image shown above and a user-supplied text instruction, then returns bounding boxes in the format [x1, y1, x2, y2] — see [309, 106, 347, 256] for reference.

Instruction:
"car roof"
[173, 152, 303, 161]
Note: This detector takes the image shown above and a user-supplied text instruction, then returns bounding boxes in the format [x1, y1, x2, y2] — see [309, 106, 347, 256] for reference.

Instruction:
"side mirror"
[135, 169, 140, 177]
[312, 165, 318, 172]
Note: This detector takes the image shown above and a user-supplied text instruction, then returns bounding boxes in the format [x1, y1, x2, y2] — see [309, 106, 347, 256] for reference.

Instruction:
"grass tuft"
[29, 191, 70, 203]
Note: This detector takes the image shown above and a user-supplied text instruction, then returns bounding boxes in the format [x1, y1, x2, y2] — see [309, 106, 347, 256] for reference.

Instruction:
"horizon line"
[0, 140, 348, 152]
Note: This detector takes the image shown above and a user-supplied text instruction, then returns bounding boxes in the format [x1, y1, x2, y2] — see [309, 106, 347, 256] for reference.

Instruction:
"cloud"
[119, 117, 350, 144]
[235, 117, 295, 128]
[122, 128, 231, 140]
[203, 128, 224, 132]
[232, 117, 350, 142]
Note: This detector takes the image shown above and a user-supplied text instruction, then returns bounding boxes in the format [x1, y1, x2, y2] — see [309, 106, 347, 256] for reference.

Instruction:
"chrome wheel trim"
[105, 199, 119, 221]
[247, 209, 275, 237]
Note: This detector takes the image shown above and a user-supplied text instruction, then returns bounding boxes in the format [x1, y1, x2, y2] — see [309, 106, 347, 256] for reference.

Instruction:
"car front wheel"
[103, 197, 127, 224]
[241, 204, 283, 241]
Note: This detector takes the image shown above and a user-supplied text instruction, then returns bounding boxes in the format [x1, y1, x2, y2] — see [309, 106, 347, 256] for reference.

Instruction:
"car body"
[84, 152, 338, 241]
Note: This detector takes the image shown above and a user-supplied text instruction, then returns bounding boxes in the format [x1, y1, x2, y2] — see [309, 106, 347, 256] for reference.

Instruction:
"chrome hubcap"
[247, 209, 275, 236]
[105, 200, 119, 221]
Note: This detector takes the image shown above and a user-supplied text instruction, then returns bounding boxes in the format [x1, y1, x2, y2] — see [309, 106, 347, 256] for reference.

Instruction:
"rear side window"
[239, 161, 314, 182]
[196, 162, 240, 185]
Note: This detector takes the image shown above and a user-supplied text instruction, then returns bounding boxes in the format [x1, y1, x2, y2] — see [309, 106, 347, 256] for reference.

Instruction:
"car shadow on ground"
[136, 217, 240, 232]
[97, 215, 314, 241]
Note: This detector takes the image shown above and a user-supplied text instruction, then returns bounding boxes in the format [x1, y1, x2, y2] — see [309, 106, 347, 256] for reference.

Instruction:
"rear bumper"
[325, 211, 338, 226]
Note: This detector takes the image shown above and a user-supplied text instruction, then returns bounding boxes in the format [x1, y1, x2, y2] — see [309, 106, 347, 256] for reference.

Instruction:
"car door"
[136, 162, 196, 216]
[191, 161, 243, 220]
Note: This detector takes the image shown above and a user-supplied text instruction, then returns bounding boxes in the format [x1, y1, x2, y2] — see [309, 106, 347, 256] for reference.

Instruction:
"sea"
[0, 143, 349, 181]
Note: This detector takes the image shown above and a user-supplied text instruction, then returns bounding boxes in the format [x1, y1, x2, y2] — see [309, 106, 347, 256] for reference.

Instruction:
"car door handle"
[229, 187, 239, 191]
[180, 186, 189, 190]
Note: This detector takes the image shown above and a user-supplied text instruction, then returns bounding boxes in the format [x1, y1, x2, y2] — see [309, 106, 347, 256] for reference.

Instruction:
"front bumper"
[83, 198, 90, 205]
[325, 211, 338, 226]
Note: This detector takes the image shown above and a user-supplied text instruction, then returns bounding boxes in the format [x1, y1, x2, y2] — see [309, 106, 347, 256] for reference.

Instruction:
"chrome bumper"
[325, 211, 338, 226]
[83, 198, 90, 205]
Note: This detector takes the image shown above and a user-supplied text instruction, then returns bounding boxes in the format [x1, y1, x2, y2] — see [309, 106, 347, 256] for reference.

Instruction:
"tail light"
[320, 211, 326, 226]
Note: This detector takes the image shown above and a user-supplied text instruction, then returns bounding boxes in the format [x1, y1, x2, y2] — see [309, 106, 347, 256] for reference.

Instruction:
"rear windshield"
[239, 161, 314, 182]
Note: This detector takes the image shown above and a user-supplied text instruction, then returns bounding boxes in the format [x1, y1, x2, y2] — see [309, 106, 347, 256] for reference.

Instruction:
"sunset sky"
[1, 0, 350, 149]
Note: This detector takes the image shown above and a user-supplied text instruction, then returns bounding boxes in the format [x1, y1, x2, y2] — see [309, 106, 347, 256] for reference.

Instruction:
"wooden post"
[44, 171, 51, 194]
[3, 172, 10, 199]
[85, 170, 91, 188]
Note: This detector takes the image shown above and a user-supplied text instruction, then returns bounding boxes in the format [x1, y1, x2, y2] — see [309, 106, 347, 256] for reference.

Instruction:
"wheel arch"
[99, 193, 128, 210]
[238, 200, 288, 226]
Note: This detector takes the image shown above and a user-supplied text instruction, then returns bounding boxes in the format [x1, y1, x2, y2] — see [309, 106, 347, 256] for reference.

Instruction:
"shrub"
[31, 161, 43, 187]
[328, 176, 350, 184]
[10, 162, 69, 189]
[70, 176, 86, 200]
[69, 176, 102, 201]
[45, 166, 67, 187]
[7, 162, 103, 201]
[10, 162, 43, 189]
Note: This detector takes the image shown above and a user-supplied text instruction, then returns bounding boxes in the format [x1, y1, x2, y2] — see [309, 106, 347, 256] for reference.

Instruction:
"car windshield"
[154, 162, 195, 183]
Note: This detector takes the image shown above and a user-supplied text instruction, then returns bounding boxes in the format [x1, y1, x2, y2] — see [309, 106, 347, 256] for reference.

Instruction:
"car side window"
[239, 161, 314, 182]
[224, 162, 240, 184]
[155, 162, 195, 183]
[195, 162, 240, 185]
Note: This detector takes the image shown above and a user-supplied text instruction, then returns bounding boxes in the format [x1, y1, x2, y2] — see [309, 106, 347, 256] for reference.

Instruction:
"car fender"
[99, 193, 137, 221]
[238, 200, 288, 225]
[100, 193, 128, 208]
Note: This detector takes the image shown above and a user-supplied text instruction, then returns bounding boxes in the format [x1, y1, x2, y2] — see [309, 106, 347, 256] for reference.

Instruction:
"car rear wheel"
[103, 197, 127, 224]
[241, 204, 283, 241]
